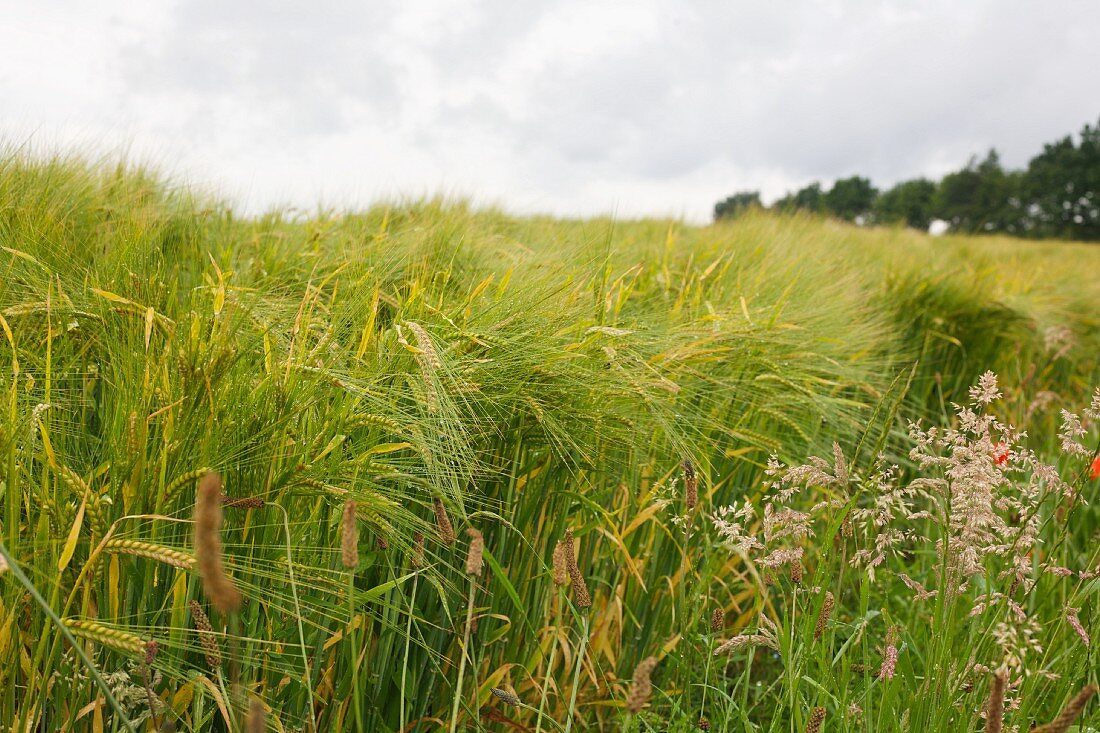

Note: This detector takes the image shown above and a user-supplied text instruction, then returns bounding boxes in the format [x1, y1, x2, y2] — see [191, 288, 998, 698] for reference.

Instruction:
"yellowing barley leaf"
[58, 491, 87, 572]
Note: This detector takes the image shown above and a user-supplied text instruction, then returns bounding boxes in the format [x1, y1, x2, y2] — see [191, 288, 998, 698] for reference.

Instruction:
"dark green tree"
[773, 182, 825, 213]
[714, 191, 762, 220]
[873, 178, 937, 230]
[823, 176, 877, 221]
[932, 150, 1024, 234]
[1021, 118, 1100, 240]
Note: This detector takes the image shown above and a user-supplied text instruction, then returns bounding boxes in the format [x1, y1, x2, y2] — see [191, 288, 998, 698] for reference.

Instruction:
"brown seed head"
[697, 718, 711, 731]
[194, 472, 241, 614]
[710, 606, 725, 634]
[683, 459, 698, 511]
[1036, 684, 1097, 733]
[220, 494, 266, 509]
[341, 500, 359, 569]
[188, 600, 222, 668]
[411, 532, 426, 568]
[790, 560, 803, 585]
[552, 540, 569, 586]
[986, 670, 1006, 733]
[466, 528, 484, 576]
[490, 687, 520, 706]
[433, 498, 456, 545]
[625, 656, 658, 713]
[805, 706, 826, 733]
[563, 529, 591, 608]
[815, 591, 834, 642]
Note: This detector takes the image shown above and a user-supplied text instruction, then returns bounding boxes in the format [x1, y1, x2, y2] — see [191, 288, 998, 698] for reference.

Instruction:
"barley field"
[0, 154, 1098, 732]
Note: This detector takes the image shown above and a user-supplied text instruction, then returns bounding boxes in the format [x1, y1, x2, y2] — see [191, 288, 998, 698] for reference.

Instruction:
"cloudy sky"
[2, 1, 1098, 221]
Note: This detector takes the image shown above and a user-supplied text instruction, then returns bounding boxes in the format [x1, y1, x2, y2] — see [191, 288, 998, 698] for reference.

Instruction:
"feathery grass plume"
[805, 706, 826, 733]
[411, 532, 426, 568]
[814, 591, 834, 641]
[552, 540, 569, 585]
[713, 634, 778, 655]
[710, 607, 724, 634]
[341, 499, 359, 569]
[465, 528, 484, 576]
[433, 498, 456, 545]
[490, 687, 520, 706]
[193, 472, 241, 614]
[1034, 684, 1097, 733]
[625, 656, 658, 713]
[220, 494, 266, 509]
[879, 626, 899, 680]
[103, 539, 195, 570]
[563, 529, 592, 608]
[985, 669, 1006, 733]
[246, 697, 266, 733]
[188, 600, 222, 667]
[62, 619, 146, 656]
[683, 458, 698, 511]
[1065, 607, 1090, 647]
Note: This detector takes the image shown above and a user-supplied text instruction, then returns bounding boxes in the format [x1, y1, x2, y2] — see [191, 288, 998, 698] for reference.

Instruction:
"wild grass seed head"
[193, 472, 241, 614]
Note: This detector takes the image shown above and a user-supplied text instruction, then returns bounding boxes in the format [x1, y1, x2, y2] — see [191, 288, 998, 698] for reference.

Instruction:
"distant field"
[0, 156, 1097, 731]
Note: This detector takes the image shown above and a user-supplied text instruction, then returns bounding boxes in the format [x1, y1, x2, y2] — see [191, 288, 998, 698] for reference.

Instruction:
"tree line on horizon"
[714, 117, 1100, 241]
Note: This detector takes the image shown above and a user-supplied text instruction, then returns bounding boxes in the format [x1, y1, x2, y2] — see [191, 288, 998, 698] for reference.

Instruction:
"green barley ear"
[194, 472, 241, 614]
[341, 500, 359, 569]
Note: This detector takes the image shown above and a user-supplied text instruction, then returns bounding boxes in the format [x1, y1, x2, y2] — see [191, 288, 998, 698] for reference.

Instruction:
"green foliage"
[714, 117, 1100, 241]
[714, 191, 762, 220]
[0, 154, 1097, 731]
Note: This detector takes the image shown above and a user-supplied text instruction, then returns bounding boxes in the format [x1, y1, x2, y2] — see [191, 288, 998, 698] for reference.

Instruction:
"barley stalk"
[103, 539, 195, 570]
[62, 618, 146, 656]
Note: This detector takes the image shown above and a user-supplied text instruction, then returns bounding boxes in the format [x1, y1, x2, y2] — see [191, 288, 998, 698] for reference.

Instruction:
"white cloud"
[1, 0, 1097, 222]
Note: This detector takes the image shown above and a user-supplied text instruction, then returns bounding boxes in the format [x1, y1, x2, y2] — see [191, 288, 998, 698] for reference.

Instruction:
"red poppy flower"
[1091, 456, 1100, 481]
[992, 442, 1010, 466]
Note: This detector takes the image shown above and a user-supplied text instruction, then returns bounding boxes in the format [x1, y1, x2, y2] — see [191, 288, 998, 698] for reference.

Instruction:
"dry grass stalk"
[490, 687, 520, 706]
[465, 528, 484, 576]
[341, 500, 359, 569]
[246, 697, 266, 733]
[563, 529, 592, 608]
[188, 599, 222, 667]
[62, 619, 146, 656]
[814, 591, 834, 641]
[433, 498, 456, 545]
[103, 539, 195, 570]
[683, 459, 698, 511]
[193, 472, 241, 614]
[805, 706, 826, 733]
[552, 540, 569, 586]
[710, 607, 724, 634]
[985, 669, 1006, 733]
[1034, 684, 1097, 733]
[625, 656, 658, 713]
